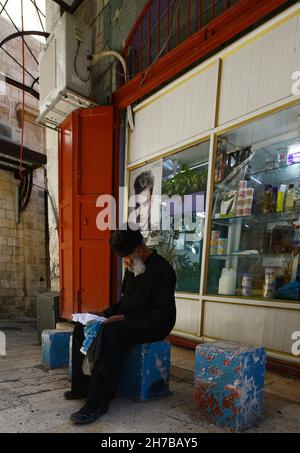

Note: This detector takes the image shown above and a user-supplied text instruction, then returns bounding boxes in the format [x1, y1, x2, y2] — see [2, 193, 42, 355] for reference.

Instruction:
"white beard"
[128, 256, 146, 276]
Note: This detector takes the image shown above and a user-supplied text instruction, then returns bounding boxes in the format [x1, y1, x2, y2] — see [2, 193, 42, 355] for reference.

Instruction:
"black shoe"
[70, 403, 109, 425]
[64, 390, 87, 400]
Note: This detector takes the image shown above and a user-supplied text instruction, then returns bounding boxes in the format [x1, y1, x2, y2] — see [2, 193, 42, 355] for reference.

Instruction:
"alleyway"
[0, 319, 299, 433]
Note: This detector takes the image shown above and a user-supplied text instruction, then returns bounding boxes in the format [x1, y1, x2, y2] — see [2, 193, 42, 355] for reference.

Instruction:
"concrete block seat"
[119, 341, 171, 401]
[42, 329, 73, 369]
[43, 326, 171, 400]
[194, 341, 266, 431]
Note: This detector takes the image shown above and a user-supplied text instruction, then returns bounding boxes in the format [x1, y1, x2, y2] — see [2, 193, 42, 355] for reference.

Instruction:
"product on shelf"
[237, 185, 254, 216]
[239, 180, 247, 190]
[285, 184, 295, 210]
[263, 184, 273, 214]
[271, 186, 278, 212]
[220, 190, 237, 217]
[276, 184, 287, 212]
[210, 230, 220, 254]
[263, 268, 277, 298]
[293, 222, 300, 248]
[294, 184, 300, 210]
[270, 224, 294, 253]
[265, 156, 276, 170]
[287, 145, 300, 165]
[243, 194, 253, 216]
[278, 150, 287, 167]
[242, 273, 253, 296]
[277, 280, 300, 300]
[262, 227, 272, 253]
[218, 268, 237, 295]
[217, 238, 227, 255]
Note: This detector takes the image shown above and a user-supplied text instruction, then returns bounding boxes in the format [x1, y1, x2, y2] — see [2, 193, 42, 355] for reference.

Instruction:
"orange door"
[59, 116, 75, 319]
[74, 107, 114, 314]
[59, 107, 114, 319]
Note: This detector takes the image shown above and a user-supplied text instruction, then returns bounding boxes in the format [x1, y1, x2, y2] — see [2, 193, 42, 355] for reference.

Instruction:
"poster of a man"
[129, 159, 162, 246]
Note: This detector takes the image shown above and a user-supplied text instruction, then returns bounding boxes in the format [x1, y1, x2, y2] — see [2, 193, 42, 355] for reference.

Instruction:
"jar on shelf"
[263, 268, 277, 299]
[242, 273, 253, 297]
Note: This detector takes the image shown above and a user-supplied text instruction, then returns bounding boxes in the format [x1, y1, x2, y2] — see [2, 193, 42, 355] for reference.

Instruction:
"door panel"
[60, 247, 73, 318]
[58, 107, 114, 318]
[59, 120, 73, 206]
[79, 246, 110, 313]
[75, 107, 114, 313]
[80, 201, 103, 241]
[78, 108, 114, 196]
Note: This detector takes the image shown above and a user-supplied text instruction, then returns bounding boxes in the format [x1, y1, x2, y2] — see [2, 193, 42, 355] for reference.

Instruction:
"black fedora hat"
[109, 222, 144, 257]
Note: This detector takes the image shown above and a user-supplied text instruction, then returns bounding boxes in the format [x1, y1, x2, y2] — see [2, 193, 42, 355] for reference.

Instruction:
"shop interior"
[151, 141, 209, 293]
[207, 103, 300, 302]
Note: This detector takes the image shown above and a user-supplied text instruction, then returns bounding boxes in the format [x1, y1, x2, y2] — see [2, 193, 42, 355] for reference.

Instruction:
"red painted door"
[59, 116, 75, 319]
[59, 107, 114, 319]
[74, 108, 114, 314]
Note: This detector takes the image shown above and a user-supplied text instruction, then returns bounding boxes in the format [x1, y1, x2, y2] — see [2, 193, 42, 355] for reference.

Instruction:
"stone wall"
[0, 15, 47, 317]
[0, 169, 47, 318]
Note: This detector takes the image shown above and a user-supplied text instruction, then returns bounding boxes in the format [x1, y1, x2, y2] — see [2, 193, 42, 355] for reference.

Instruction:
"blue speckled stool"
[119, 341, 171, 401]
[195, 341, 266, 431]
[42, 329, 72, 369]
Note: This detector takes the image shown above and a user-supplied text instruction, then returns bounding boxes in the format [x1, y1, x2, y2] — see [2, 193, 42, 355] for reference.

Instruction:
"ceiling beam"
[0, 154, 31, 170]
[0, 137, 47, 166]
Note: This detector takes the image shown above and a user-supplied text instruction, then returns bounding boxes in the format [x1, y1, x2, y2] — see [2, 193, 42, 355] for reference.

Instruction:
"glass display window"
[129, 140, 210, 293]
[206, 103, 300, 302]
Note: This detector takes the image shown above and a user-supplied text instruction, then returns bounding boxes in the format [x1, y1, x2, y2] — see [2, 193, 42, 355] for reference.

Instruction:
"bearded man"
[64, 223, 177, 424]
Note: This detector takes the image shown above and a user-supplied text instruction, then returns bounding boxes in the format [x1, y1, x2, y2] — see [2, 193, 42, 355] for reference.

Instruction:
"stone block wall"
[0, 168, 47, 318]
[0, 15, 47, 317]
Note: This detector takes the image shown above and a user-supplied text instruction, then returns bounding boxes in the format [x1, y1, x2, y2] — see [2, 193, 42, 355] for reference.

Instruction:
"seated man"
[65, 223, 177, 424]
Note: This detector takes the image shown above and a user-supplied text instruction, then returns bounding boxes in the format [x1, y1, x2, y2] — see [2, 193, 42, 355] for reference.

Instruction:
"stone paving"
[0, 319, 299, 433]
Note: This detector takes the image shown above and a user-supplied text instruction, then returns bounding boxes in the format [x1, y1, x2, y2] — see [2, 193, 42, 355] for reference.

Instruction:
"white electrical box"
[38, 12, 95, 129]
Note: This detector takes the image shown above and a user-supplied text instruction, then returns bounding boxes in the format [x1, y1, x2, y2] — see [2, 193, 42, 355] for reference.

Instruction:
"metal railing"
[123, 0, 240, 79]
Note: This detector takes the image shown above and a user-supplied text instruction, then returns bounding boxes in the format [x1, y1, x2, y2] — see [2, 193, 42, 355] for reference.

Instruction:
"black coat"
[102, 250, 177, 336]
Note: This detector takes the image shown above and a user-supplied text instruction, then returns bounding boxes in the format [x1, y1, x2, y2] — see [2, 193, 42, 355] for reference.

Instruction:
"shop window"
[129, 140, 209, 294]
[206, 103, 300, 302]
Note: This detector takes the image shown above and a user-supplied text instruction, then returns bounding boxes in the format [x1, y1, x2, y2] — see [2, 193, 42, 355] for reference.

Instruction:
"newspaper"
[72, 313, 107, 325]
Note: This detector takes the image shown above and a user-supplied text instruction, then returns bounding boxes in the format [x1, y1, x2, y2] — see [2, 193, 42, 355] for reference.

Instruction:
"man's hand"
[104, 315, 125, 324]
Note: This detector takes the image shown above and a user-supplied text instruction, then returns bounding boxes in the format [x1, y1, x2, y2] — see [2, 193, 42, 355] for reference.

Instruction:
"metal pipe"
[0, 1, 40, 66]
[91, 51, 134, 131]
[0, 31, 49, 48]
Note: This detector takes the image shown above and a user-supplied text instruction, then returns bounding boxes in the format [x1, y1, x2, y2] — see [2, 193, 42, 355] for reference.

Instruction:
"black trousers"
[71, 321, 167, 407]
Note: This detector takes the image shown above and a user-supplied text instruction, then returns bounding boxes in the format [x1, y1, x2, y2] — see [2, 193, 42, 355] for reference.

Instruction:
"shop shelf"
[248, 161, 300, 178]
[212, 209, 300, 226]
[209, 253, 293, 259]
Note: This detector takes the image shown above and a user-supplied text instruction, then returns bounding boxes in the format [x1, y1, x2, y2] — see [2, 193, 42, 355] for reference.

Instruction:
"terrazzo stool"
[42, 329, 72, 369]
[194, 341, 266, 431]
[119, 341, 171, 401]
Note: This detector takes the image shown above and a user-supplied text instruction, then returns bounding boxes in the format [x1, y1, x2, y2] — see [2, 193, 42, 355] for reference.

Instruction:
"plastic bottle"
[242, 273, 253, 296]
[263, 184, 272, 214]
[293, 223, 300, 248]
[276, 184, 287, 213]
[271, 186, 278, 213]
[263, 268, 276, 299]
[285, 184, 295, 211]
[218, 268, 237, 295]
